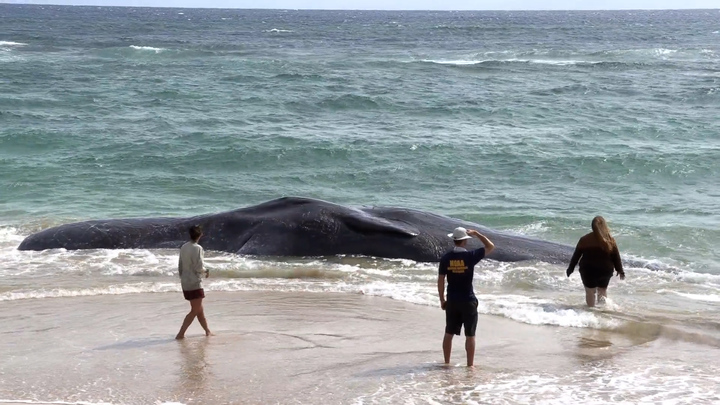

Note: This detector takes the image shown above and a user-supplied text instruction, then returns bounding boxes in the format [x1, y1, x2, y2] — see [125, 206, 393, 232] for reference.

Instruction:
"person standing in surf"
[438, 227, 495, 367]
[176, 225, 212, 339]
[566, 216, 626, 307]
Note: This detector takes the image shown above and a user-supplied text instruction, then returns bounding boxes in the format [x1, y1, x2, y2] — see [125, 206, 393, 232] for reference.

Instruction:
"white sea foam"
[0, 226, 24, 244]
[482, 50, 513, 56]
[3, 224, 718, 330]
[623, 259, 720, 286]
[354, 363, 720, 405]
[510, 221, 549, 235]
[421, 59, 488, 65]
[477, 294, 621, 329]
[508, 58, 590, 65]
[129, 45, 166, 53]
[214, 278, 437, 305]
[653, 48, 678, 56]
[421, 58, 598, 66]
[0, 246, 178, 278]
[0, 254, 702, 333]
[354, 280, 436, 305]
[0, 41, 28, 47]
[657, 289, 720, 303]
[0, 274, 617, 330]
[0, 282, 179, 301]
[263, 28, 293, 33]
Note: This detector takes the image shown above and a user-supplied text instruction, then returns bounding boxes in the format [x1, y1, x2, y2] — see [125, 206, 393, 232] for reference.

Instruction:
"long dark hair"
[591, 216, 616, 253]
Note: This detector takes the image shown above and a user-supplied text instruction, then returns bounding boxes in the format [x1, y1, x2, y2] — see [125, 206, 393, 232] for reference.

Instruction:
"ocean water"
[1, 5, 719, 404]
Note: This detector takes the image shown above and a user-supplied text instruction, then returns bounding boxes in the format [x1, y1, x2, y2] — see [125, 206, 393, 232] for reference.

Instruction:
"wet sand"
[1, 291, 718, 404]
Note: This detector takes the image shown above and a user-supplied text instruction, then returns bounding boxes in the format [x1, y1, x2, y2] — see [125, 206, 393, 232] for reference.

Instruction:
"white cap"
[448, 227, 472, 241]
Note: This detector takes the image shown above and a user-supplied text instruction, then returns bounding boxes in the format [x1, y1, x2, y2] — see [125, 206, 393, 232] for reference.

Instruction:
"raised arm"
[468, 229, 494, 255]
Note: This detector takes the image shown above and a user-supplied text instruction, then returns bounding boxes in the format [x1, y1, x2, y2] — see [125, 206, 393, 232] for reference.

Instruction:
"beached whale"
[18, 196, 574, 263]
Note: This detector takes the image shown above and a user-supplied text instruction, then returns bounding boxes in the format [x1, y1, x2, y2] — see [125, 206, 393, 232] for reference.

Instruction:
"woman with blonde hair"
[566, 216, 626, 306]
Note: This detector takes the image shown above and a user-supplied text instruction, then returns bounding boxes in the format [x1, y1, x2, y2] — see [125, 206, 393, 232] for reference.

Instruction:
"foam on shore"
[1, 291, 718, 404]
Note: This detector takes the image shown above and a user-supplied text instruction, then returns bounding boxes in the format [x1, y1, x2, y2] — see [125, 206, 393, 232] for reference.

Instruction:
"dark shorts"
[445, 300, 479, 337]
[183, 288, 205, 301]
[580, 271, 612, 289]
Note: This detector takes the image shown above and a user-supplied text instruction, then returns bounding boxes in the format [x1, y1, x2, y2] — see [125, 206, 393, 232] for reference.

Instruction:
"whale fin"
[342, 211, 419, 237]
[236, 233, 294, 256]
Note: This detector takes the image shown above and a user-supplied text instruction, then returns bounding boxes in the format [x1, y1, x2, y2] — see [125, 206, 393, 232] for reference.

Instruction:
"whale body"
[18, 197, 575, 263]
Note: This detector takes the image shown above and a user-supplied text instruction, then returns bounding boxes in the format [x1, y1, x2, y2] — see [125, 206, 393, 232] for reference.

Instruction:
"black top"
[438, 247, 485, 301]
[567, 233, 624, 277]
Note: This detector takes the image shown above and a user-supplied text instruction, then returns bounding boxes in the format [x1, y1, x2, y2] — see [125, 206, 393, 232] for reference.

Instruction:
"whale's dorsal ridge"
[245, 196, 338, 213]
[341, 210, 419, 237]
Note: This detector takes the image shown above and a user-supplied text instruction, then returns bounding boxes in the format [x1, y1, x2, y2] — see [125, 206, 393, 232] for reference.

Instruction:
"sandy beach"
[1, 291, 717, 404]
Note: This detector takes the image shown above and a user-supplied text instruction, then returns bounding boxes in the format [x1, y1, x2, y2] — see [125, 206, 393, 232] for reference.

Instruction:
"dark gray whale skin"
[18, 197, 575, 264]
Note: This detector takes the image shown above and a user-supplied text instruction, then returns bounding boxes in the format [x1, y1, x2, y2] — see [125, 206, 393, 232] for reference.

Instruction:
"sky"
[1, 0, 718, 9]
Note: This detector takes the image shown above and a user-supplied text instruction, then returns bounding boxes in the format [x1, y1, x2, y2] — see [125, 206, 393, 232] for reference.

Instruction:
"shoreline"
[0, 291, 570, 403]
[1, 291, 718, 404]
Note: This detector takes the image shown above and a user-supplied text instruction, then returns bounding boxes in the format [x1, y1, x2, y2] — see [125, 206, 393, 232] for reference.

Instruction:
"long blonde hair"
[591, 216, 616, 253]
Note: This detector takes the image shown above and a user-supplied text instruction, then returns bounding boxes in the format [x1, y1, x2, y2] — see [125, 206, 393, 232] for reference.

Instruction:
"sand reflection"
[176, 338, 211, 401]
[571, 328, 620, 365]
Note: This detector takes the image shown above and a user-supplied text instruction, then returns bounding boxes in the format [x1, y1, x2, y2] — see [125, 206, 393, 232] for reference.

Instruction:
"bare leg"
[585, 287, 597, 307]
[176, 311, 196, 340]
[442, 333, 454, 364]
[176, 298, 209, 339]
[597, 287, 608, 304]
[196, 303, 212, 336]
[465, 336, 475, 367]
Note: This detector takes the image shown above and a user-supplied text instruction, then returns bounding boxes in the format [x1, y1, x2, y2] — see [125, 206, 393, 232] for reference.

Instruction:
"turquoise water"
[1, 6, 719, 305]
[2, 7, 718, 270]
[1, 5, 718, 286]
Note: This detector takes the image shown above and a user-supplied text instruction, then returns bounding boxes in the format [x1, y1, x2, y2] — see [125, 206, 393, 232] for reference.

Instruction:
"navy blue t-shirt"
[438, 247, 485, 302]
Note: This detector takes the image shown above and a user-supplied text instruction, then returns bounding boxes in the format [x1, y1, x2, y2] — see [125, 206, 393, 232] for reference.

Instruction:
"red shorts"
[183, 288, 205, 301]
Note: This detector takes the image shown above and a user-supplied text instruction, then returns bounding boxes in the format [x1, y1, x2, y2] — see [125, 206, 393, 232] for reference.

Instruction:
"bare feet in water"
[175, 330, 213, 339]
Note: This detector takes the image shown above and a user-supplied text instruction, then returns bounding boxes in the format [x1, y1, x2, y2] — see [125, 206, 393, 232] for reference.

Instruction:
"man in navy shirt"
[438, 226, 495, 367]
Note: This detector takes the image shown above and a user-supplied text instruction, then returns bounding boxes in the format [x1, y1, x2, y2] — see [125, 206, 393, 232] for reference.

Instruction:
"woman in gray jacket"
[176, 225, 212, 339]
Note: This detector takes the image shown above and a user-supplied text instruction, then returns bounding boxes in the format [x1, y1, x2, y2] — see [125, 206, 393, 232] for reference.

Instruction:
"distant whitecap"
[129, 45, 166, 53]
[0, 41, 28, 47]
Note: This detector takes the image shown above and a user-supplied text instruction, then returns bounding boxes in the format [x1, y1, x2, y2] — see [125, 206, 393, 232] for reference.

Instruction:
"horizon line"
[1, 2, 718, 11]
